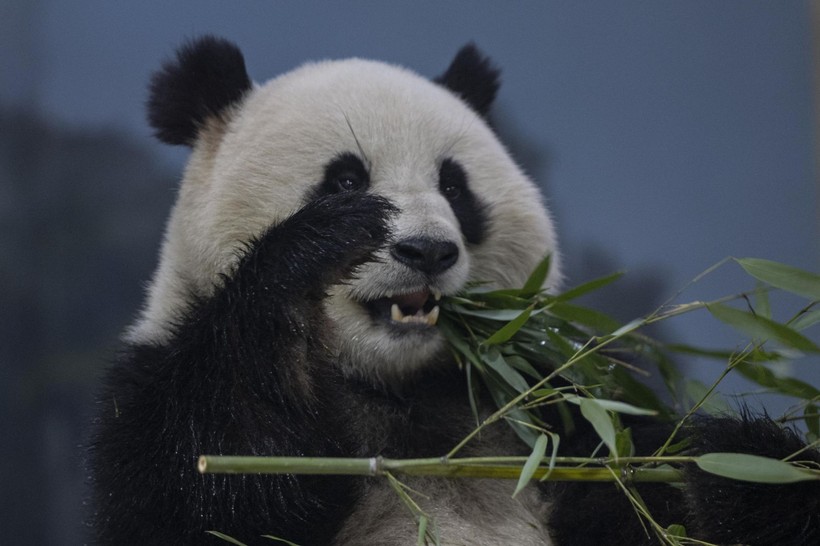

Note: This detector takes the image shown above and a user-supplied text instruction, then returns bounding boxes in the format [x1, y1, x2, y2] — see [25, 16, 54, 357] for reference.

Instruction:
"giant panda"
[90, 36, 819, 546]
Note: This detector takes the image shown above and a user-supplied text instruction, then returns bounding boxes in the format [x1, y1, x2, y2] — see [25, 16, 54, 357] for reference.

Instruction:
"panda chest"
[333, 385, 554, 544]
[333, 476, 553, 546]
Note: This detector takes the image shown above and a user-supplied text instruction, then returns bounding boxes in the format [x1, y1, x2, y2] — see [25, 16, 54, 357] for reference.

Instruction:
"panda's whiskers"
[342, 111, 372, 172]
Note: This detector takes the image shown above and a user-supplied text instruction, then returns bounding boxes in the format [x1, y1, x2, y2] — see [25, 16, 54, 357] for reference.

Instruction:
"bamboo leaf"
[466, 363, 480, 427]
[450, 307, 531, 321]
[792, 309, 820, 331]
[548, 301, 621, 332]
[564, 395, 657, 416]
[482, 348, 530, 394]
[468, 292, 531, 309]
[513, 433, 548, 497]
[483, 306, 533, 346]
[504, 410, 541, 448]
[615, 427, 635, 458]
[591, 399, 658, 417]
[439, 321, 484, 371]
[707, 303, 820, 352]
[531, 388, 559, 398]
[666, 344, 749, 360]
[579, 398, 618, 457]
[684, 379, 731, 415]
[484, 373, 540, 447]
[663, 438, 692, 455]
[206, 531, 249, 546]
[606, 318, 645, 340]
[554, 271, 625, 302]
[521, 255, 552, 296]
[417, 515, 428, 546]
[695, 452, 820, 483]
[544, 328, 583, 359]
[666, 344, 738, 359]
[262, 535, 302, 546]
[735, 362, 820, 400]
[543, 430, 561, 479]
[736, 258, 820, 300]
[607, 365, 671, 417]
[504, 354, 542, 380]
[754, 283, 772, 319]
[667, 343, 787, 363]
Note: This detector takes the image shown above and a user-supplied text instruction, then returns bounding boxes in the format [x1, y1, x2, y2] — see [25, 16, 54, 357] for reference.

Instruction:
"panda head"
[131, 36, 561, 385]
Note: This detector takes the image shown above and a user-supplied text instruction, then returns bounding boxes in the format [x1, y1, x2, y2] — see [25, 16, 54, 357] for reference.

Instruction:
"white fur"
[335, 477, 552, 546]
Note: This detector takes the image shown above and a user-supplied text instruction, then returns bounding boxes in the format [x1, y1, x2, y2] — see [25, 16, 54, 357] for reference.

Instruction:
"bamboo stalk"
[198, 455, 685, 483]
[197, 456, 376, 476]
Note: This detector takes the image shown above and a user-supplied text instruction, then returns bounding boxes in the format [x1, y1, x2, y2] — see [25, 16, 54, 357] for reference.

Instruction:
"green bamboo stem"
[198, 455, 685, 483]
[197, 456, 375, 476]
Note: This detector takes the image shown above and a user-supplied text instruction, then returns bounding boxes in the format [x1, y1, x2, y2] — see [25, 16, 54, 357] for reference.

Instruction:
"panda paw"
[683, 415, 820, 545]
[251, 192, 397, 295]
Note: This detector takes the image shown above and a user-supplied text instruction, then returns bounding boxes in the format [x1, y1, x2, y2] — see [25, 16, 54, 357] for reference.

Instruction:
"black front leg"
[91, 193, 395, 546]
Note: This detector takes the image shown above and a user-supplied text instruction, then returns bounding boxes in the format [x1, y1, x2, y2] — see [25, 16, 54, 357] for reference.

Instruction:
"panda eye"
[318, 153, 370, 196]
[438, 158, 467, 201]
[441, 184, 462, 200]
[334, 173, 364, 192]
[438, 157, 488, 245]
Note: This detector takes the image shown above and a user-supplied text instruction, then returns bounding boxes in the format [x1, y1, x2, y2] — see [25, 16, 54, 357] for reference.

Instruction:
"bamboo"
[198, 456, 376, 476]
[198, 455, 685, 483]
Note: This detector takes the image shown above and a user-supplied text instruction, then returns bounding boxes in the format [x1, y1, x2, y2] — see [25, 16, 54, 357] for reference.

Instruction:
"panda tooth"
[390, 303, 403, 322]
[389, 302, 439, 326]
[432, 288, 442, 301]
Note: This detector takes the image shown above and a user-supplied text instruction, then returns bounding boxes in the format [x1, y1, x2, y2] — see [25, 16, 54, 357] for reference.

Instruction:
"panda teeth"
[432, 288, 442, 301]
[427, 305, 440, 325]
[389, 303, 440, 326]
[390, 303, 403, 322]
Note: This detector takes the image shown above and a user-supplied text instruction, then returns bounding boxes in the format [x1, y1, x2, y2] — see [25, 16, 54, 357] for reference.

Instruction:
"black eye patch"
[438, 158, 488, 245]
[313, 153, 370, 197]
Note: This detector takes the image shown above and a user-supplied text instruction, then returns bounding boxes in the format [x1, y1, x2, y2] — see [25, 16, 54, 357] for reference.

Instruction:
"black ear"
[434, 44, 500, 118]
[148, 36, 252, 146]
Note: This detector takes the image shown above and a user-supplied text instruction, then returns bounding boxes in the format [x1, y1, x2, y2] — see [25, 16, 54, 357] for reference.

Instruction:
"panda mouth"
[362, 288, 442, 327]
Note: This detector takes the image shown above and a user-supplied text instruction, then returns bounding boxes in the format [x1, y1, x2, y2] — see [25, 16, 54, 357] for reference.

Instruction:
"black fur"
[91, 193, 396, 545]
[546, 418, 688, 546]
[148, 36, 252, 146]
[684, 415, 820, 545]
[439, 158, 488, 245]
[435, 43, 501, 118]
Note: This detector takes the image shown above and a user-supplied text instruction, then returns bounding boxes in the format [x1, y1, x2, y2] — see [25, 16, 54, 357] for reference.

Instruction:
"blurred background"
[1, 1, 818, 544]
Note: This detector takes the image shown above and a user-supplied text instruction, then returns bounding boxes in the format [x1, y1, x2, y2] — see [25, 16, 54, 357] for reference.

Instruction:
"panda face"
[133, 52, 561, 385]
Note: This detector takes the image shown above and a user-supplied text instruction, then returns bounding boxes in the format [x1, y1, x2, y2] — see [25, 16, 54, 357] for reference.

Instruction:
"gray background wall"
[1, 1, 818, 544]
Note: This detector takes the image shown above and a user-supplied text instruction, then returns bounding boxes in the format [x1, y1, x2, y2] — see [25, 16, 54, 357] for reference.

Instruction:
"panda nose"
[391, 237, 459, 275]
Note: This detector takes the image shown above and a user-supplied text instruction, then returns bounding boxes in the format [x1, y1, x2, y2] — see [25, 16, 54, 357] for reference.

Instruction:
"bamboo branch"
[198, 455, 685, 483]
